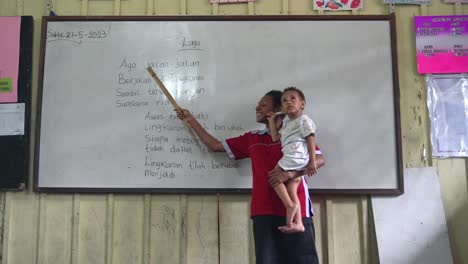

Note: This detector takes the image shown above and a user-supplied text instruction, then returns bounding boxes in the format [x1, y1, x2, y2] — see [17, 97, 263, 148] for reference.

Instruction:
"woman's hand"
[175, 108, 192, 121]
[268, 166, 296, 187]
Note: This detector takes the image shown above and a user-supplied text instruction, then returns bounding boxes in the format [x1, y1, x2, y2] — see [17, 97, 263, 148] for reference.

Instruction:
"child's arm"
[305, 134, 317, 176]
[175, 109, 226, 152]
[268, 112, 283, 142]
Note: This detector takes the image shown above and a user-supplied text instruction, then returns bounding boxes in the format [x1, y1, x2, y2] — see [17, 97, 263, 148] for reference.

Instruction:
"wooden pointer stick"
[147, 67, 197, 137]
[147, 67, 181, 111]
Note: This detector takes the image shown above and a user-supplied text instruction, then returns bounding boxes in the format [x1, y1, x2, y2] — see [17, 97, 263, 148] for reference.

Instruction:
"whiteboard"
[34, 16, 403, 193]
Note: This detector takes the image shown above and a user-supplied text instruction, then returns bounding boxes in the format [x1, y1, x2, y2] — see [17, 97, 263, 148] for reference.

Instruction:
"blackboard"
[0, 16, 33, 190]
[35, 15, 403, 194]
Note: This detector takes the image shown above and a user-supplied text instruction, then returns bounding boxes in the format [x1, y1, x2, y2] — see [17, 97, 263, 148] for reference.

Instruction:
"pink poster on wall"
[0, 16, 21, 103]
[415, 15, 468, 74]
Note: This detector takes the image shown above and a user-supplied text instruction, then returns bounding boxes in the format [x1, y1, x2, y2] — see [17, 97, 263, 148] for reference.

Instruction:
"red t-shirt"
[222, 129, 321, 218]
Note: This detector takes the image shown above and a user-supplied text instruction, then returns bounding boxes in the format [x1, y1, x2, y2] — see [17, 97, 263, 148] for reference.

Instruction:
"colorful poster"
[415, 15, 468, 74]
[0, 17, 21, 103]
[313, 0, 362, 10]
[384, 0, 431, 4]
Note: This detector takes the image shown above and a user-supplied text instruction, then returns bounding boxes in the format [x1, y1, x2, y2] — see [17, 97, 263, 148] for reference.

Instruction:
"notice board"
[35, 15, 402, 194]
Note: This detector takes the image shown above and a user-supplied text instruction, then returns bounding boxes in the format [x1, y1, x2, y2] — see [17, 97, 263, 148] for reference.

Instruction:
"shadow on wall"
[369, 203, 380, 264]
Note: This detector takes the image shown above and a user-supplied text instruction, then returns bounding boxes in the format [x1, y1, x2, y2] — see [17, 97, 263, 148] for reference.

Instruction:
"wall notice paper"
[415, 15, 468, 74]
[0, 103, 25, 136]
[426, 75, 468, 157]
[372, 167, 453, 264]
[0, 17, 21, 103]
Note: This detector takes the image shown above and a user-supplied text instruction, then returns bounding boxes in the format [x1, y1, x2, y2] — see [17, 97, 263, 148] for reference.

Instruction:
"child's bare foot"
[278, 223, 305, 234]
[285, 204, 299, 225]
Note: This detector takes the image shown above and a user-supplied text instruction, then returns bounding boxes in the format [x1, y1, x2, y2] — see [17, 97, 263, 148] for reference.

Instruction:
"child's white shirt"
[278, 114, 316, 171]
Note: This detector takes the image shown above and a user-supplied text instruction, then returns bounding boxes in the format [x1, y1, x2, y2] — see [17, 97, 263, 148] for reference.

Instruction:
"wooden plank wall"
[0, 0, 467, 263]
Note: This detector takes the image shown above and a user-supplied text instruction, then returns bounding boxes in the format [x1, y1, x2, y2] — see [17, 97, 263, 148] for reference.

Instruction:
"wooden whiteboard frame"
[34, 15, 403, 195]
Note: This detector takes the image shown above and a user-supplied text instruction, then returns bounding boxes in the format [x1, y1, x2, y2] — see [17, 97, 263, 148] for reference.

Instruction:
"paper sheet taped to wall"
[426, 74, 468, 157]
[0, 103, 24, 136]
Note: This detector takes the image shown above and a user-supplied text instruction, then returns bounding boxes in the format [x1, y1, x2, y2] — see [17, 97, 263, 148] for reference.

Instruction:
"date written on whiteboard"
[47, 26, 111, 44]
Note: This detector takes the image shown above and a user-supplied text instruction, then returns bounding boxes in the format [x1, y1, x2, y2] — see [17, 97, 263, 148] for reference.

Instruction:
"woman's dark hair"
[265, 90, 283, 109]
[283, 86, 306, 102]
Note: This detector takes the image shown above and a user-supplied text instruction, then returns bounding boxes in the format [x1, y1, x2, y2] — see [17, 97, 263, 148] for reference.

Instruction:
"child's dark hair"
[265, 90, 283, 109]
[283, 86, 306, 102]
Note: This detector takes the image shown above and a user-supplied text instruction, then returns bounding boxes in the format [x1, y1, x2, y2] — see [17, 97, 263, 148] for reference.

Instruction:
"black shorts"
[252, 216, 319, 264]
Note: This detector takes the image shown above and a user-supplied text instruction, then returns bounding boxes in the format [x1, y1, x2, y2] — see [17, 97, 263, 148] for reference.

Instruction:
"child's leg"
[272, 166, 299, 226]
[286, 177, 305, 232]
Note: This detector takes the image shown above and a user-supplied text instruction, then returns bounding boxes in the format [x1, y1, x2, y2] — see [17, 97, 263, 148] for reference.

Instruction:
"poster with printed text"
[0, 17, 21, 103]
[415, 15, 468, 74]
[313, 0, 362, 10]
